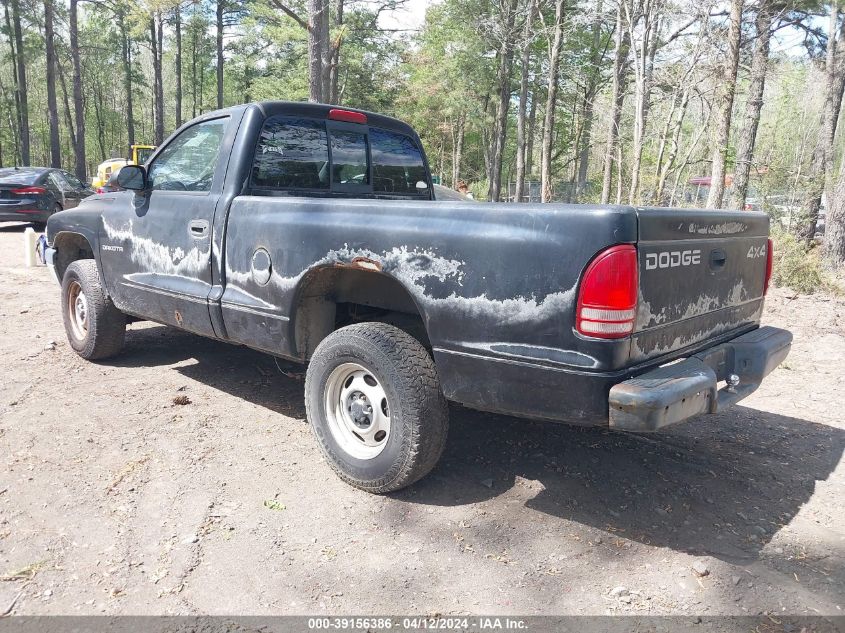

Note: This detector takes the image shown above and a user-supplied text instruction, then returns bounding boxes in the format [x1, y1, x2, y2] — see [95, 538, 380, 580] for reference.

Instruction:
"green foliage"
[770, 228, 841, 295]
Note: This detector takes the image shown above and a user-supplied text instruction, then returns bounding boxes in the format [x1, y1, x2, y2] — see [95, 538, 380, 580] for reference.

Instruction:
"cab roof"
[202, 101, 418, 138]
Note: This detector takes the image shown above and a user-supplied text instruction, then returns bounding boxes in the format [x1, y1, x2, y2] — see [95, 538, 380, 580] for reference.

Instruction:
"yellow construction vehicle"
[91, 144, 156, 189]
[131, 144, 155, 165]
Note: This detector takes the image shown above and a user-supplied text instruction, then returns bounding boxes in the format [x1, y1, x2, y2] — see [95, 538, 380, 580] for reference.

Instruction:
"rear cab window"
[250, 114, 429, 199]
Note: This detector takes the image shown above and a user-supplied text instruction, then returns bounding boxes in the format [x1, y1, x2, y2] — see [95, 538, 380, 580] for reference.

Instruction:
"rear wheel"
[61, 259, 126, 360]
[305, 322, 449, 493]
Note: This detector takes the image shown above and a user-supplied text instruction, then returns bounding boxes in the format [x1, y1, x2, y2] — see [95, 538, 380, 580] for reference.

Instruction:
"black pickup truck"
[45, 101, 792, 492]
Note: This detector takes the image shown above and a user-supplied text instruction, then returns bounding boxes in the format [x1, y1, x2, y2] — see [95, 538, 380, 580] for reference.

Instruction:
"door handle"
[188, 219, 209, 239]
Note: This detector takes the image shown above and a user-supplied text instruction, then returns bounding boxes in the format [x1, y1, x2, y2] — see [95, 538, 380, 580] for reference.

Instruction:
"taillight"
[764, 238, 773, 295]
[328, 108, 367, 124]
[576, 244, 638, 339]
[96, 187, 105, 194]
[10, 186, 46, 195]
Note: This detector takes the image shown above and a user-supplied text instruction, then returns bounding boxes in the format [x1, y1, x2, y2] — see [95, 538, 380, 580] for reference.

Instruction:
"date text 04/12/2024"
[306, 617, 528, 630]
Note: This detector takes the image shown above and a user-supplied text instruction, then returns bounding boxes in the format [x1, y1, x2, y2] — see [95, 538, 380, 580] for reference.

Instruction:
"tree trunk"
[57, 56, 78, 155]
[70, 0, 86, 180]
[823, 161, 845, 269]
[729, 3, 773, 210]
[540, 0, 566, 203]
[328, 0, 344, 103]
[627, 7, 659, 205]
[2, 0, 21, 164]
[191, 16, 198, 118]
[526, 77, 538, 178]
[451, 114, 464, 187]
[307, 0, 325, 102]
[655, 85, 691, 202]
[575, 3, 602, 201]
[320, 0, 331, 99]
[119, 10, 135, 147]
[489, 0, 518, 202]
[92, 80, 106, 159]
[216, 0, 224, 108]
[705, 0, 743, 209]
[11, 0, 29, 164]
[175, 3, 183, 127]
[798, 7, 845, 240]
[151, 14, 165, 144]
[44, 0, 61, 168]
[601, 0, 630, 204]
[514, 0, 535, 203]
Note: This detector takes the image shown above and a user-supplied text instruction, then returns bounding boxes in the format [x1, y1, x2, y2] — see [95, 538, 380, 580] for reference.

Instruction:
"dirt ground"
[0, 221, 843, 618]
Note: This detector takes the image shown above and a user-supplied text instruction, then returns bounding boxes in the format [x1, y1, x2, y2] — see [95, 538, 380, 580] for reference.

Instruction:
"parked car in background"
[433, 183, 473, 201]
[0, 167, 94, 230]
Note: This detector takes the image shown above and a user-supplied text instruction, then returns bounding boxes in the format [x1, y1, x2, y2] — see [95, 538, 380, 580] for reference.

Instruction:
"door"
[98, 116, 230, 336]
[57, 171, 94, 209]
[44, 173, 64, 209]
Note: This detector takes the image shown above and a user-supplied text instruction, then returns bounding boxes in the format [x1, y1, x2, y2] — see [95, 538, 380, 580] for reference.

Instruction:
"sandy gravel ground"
[0, 222, 843, 617]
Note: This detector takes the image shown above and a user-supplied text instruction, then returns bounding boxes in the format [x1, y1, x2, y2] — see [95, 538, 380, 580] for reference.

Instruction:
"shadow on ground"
[114, 322, 844, 564]
[0, 221, 40, 232]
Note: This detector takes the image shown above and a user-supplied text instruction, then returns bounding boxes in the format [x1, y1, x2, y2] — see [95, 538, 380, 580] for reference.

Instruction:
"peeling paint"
[460, 341, 599, 369]
[637, 280, 751, 329]
[101, 217, 207, 277]
[687, 221, 748, 235]
[631, 301, 764, 358]
[322, 244, 575, 327]
[327, 244, 466, 286]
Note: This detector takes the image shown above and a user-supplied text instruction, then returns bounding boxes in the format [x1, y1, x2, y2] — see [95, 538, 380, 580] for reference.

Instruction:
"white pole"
[23, 227, 38, 267]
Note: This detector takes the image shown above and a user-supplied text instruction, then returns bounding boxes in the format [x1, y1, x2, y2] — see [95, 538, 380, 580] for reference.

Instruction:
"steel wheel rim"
[67, 280, 89, 341]
[324, 362, 391, 460]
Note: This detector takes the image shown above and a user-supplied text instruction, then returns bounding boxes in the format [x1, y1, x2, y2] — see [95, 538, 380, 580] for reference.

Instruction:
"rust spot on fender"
[334, 256, 383, 272]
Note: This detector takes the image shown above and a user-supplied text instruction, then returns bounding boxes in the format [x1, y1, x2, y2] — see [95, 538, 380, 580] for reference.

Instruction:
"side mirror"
[117, 165, 148, 192]
[415, 181, 429, 191]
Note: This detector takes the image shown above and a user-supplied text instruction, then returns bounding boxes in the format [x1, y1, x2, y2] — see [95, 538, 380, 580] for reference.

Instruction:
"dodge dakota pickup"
[45, 101, 792, 492]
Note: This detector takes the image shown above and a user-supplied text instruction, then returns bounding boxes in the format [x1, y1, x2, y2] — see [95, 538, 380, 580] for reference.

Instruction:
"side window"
[252, 117, 329, 190]
[61, 171, 85, 190]
[330, 129, 368, 185]
[148, 117, 228, 192]
[45, 173, 63, 195]
[370, 128, 427, 196]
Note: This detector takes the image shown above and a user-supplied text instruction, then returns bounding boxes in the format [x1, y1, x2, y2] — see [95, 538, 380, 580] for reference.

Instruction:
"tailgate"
[632, 208, 769, 363]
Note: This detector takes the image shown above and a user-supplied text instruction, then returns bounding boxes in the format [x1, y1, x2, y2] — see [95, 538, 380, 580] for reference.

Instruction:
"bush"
[770, 229, 840, 294]
[469, 179, 489, 202]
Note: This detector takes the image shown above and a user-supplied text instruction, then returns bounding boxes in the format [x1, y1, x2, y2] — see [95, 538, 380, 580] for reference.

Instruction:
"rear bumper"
[0, 209, 47, 222]
[609, 326, 792, 431]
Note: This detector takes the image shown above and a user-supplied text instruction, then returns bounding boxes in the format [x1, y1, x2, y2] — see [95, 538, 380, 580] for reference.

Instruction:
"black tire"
[305, 322, 449, 493]
[61, 259, 126, 360]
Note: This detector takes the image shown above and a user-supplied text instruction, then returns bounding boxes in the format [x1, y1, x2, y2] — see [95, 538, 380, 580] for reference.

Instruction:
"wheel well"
[293, 267, 429, 360]
[53, 232, 94, 281]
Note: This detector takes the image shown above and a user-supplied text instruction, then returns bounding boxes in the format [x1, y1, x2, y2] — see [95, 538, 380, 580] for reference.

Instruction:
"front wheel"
[61, 259, 126, 360]
[305, 322, 449, 493]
